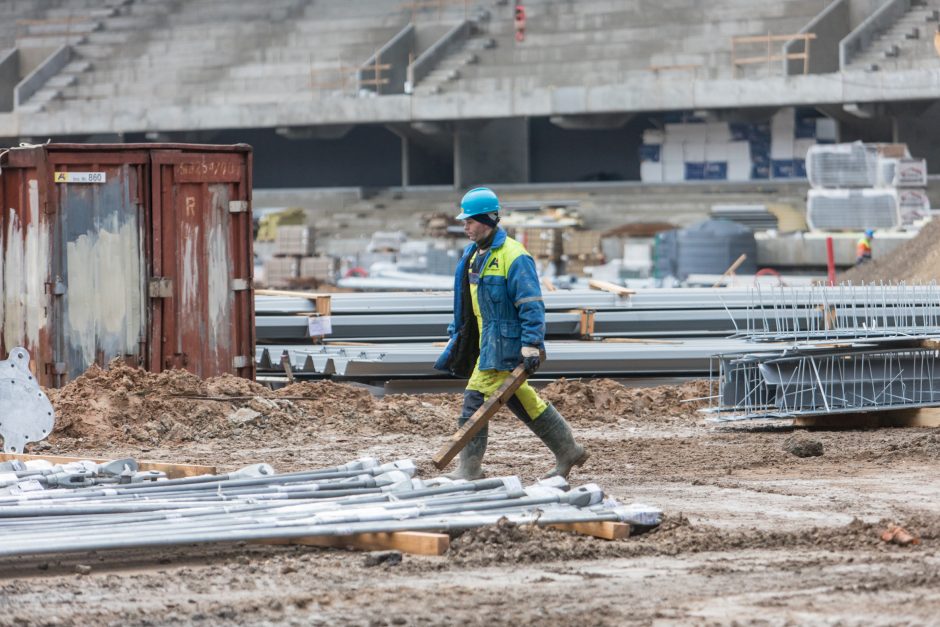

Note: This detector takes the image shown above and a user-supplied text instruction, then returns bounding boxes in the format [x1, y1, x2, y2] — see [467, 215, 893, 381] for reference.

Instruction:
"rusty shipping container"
[0, 143, 255, 387]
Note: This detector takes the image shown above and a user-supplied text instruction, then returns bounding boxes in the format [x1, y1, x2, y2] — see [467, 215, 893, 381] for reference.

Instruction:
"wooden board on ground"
[255, 289, 332, 316]
[548, 521, 630, 540]
[588, 279, 635, 298]
[794, 407, 940, 429]
[258, 531, 450, 556]
[433, 363, 531, 470]
[0, 453, 216, 478]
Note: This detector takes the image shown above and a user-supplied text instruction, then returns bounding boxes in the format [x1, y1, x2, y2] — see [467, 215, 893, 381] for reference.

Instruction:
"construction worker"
[514, 3, 526, 42]
[435, 187, 589, 480]
[856, 229, 874, 265]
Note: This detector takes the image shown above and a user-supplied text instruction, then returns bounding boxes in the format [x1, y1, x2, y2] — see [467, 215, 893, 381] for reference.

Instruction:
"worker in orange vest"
[856, 229, 873, 265]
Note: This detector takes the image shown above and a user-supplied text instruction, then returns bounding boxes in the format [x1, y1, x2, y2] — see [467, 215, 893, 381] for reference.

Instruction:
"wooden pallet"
[255, 520, 631, 557]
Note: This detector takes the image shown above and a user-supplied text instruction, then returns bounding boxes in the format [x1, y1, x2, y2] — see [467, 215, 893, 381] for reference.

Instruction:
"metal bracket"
[0, 348, 55, 454]
[148, 277, 173, 298]
[228, 200, 249, 213]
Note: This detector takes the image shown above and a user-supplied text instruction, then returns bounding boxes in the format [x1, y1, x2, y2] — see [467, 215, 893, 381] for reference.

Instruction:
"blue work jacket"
[435, 227, 546, 376]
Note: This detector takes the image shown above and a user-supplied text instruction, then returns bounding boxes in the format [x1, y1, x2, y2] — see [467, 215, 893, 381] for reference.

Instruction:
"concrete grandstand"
[1, 0, 939, 191]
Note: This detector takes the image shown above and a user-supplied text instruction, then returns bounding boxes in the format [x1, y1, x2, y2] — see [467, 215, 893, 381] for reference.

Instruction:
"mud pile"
[444, 514, 940, 566]
[45, 364, 710, 449]
[841, 219, 940, 284]
[540, 378, 711, 425]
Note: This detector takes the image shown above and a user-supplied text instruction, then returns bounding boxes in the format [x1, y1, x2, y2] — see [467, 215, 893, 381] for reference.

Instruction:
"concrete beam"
[549, 113, 634, 130]
[14, 44, 70, 108]
[9, 69, 940, 136]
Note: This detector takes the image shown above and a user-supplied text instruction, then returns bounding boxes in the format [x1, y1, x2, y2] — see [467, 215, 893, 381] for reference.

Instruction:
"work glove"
[521, 346, 541, 374]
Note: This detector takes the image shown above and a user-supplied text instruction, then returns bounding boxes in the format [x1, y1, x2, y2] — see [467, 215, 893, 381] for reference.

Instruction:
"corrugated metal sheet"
[0, 143, 254, 386]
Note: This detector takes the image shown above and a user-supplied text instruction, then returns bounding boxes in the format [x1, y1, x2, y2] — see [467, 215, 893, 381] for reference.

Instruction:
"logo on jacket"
[489, 258, 499, 270]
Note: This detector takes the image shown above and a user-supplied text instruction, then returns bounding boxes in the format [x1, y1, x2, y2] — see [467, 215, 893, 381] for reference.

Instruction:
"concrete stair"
[847, 1, 940, 72]
[410, 0, 830, 94]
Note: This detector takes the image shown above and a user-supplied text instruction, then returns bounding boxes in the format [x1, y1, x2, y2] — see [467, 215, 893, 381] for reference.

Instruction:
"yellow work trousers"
[465, 358, 548, 421]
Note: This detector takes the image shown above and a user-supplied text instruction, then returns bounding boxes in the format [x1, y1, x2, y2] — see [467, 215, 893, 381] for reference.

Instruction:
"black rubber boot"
[526, 404, 589, 480]
[444, 391, 487, 480]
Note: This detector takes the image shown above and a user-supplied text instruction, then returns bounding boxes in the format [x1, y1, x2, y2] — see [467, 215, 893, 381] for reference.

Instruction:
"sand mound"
[841, 219, 940, 284]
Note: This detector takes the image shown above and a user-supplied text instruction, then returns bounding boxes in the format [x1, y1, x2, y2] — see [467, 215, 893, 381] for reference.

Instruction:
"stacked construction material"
[561, 230, 604, 276]
[253, 287, 940, 380]
[264, 225, 322, 287]
[640, 108, 835, 183]
[710, 283, 940, 422]
[805, 142, 929, 230]
[0, 456, 662, 558]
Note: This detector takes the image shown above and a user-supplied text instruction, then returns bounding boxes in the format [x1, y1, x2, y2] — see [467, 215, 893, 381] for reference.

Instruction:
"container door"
[150, 151, 254, 379]
[50, 157, 149, 381]
[0, 161, 54, 384]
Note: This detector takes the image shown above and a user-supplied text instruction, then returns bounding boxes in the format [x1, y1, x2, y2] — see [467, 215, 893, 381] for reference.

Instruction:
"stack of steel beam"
[0, 457, 662, 558]
[256, 338, 761, 379]
[709, 284, 940, 422]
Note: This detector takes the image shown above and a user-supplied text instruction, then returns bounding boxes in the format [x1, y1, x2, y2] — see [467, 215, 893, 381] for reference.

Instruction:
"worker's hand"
[521, 346, 541, 374]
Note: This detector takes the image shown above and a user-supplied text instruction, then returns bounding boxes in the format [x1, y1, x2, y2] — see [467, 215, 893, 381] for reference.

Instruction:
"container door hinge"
[233, 355, 250, 369]
[44, 362, 67, 375]
[148, 277, 173, 298]
[45, 279, 66, 296]
[228, 200, 249, 213]
[232, 279, 250, 291]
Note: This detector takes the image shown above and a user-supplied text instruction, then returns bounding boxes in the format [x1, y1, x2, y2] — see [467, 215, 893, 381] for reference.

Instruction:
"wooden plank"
[258, 531, 449, 556]
[433, 363, 530, 470]
[732, 33, 817, 44]
[711, 253, 747, 288]
[549, 521, 630, 540]
[601, 337, 683, 345]
[588, 279, 635, 298]
[794, 408, 940, 429]
[0, 453, 216, 478]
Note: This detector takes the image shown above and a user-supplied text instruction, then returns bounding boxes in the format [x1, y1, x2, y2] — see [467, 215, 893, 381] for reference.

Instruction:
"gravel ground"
[2, 373, 939, 625]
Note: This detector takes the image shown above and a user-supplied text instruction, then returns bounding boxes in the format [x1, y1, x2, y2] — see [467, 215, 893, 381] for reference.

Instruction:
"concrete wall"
[785, 0, 851, 75]
[360, 25, 414, 96]
[453, 117, 529, 188]
[408, 20, 470, 91]
[14, 44, 69, 107]
[528, 116, 645, 183]
[0, 49, 17, 113]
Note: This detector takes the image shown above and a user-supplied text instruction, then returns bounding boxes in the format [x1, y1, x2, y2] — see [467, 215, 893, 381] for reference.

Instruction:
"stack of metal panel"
[0, 456, 662, 558]
[710, 284, 940, 422]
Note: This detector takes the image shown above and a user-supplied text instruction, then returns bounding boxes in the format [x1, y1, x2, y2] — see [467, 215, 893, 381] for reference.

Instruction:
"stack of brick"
[560, 229, 604, 276]
[264, 225, 333, 286]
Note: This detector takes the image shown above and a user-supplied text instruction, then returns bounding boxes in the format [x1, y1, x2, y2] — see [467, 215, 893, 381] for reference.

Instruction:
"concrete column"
[453, 118, 529, 188]
[400, 134, 410, 187]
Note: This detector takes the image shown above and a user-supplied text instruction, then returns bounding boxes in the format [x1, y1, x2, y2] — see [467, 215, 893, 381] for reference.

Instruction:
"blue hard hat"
[865, 229, 874, 238]
[456, 187, 500, 220]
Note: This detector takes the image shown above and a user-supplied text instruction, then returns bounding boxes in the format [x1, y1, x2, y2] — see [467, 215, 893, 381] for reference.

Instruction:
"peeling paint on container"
[0, 143, 255, 387]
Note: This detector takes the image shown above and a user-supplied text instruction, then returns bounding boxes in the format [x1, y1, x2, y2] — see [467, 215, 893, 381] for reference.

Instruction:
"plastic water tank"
[676, 219, 757, 279]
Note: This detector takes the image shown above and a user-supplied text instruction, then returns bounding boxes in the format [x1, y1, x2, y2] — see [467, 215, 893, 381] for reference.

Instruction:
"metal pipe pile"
[0, 456, 662, 558]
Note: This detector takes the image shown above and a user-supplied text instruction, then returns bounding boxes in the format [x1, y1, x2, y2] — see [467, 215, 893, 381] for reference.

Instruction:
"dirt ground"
[3, 363, 940, 625]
